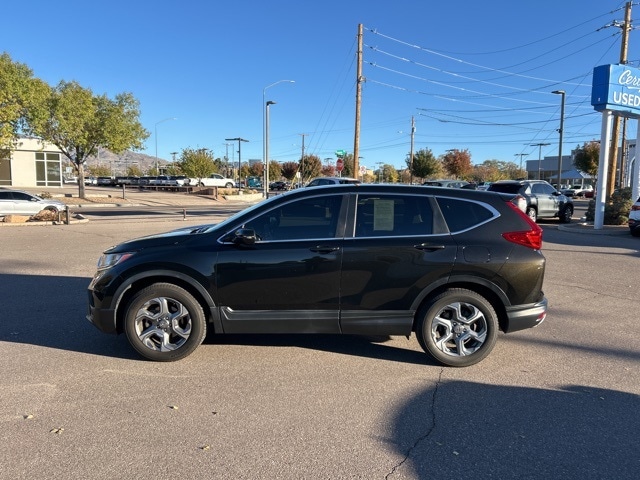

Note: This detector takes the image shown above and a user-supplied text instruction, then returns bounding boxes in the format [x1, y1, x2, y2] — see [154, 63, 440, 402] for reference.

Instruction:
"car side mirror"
[232, 228, 257, 246]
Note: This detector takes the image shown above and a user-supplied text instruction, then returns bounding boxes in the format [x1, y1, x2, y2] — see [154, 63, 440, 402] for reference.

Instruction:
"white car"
[186, 173, 235, 188]
[0, 189, 66, 216]
[629, 195, 640, 237]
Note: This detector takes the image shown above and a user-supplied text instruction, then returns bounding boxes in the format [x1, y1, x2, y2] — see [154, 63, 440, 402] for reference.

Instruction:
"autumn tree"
[281, 161, 299, 181]
[27, 80, 148, 198]
[573, 141, 600, 179]
[0, 53, 50, 156]
[178, 147, 216, 181]
[442, 148, 472, 179]
[408, 148, 441, 180]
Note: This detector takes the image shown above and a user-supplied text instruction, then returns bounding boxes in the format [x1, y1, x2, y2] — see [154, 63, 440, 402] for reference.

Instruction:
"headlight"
[97, 252, 135, 271]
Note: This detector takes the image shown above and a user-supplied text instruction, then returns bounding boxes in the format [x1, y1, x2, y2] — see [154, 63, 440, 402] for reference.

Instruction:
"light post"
[530, 142, 550, 180]
[552, 90, 566, 189]
[154, 117, 177, 174]
[263, 80, 294, 197]
[265, 100, 276, 197]
[225, 137, 249, 189]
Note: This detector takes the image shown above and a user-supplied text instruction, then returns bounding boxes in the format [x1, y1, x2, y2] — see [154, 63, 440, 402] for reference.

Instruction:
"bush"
[584, 187, 632, 225]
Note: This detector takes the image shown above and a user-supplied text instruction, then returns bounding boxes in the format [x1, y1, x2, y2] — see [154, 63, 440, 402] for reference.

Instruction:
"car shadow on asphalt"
[0, 273, 437, 365]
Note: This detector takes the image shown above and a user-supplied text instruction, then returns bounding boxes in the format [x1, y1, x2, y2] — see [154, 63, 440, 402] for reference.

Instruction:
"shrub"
[584, 187, 632, 225]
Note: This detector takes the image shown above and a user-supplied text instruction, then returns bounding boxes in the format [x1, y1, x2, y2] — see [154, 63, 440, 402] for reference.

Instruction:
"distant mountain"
[86, 149, 171, 174]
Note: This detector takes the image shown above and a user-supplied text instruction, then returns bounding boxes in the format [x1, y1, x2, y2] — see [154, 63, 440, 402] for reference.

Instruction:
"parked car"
[84, 176, 98, 185]
[87, 184, 548, 367]
[185, 174, 235, 188]
[270, 181, 291, 191]
[422, 180, 470, 188]
[629, 195, 640, 237]
[114, 176, 140, 186]
[306, 176, 360, 187]
[561, 185, 593, 198]
[0, 189, 66, 216]
[476, 182, 493, 191]
[96, 176, 115, 187]
[487, 180, 573, 223]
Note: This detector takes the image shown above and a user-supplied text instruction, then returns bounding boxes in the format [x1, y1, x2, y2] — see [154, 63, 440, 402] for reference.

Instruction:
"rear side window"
[355, 195, 433, 237]
[436, 197, 494, 232]
[488, 183, 522, 194]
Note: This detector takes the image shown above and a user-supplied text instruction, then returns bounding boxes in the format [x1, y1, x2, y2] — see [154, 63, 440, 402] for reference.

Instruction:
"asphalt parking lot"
[0, 195, 638, 479]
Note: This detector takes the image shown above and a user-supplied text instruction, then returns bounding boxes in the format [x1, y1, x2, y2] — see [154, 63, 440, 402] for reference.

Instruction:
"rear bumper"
[504, 296, 548, 333]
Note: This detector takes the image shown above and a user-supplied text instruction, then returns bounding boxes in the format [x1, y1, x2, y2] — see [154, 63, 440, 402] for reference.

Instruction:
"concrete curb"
[557, 222, 630, 236]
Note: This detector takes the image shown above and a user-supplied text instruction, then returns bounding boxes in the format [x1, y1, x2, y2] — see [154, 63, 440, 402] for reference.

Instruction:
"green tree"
[442, 148, 472, 179]
[408, 148, 441, 179]
[178, 147, 216, 181]
[0, 53, 50, 155]
[27, 80, 148, 198]
[573, 141, 600, 178]
[268, 160, 282, 181]
[300, 154, 322, 183]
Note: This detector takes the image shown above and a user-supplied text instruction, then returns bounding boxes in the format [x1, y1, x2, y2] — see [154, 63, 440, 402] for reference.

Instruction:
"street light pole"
[552, 90, 566, 189]
[263, 80, 294, 197]
[154, 117, 177, 174]
[530, 142, 550, 180]
[265, 101, 276, 197]
[225, 137, 249, 189]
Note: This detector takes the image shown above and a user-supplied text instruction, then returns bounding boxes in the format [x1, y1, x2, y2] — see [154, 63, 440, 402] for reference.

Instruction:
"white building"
[0, 137, 64, 188]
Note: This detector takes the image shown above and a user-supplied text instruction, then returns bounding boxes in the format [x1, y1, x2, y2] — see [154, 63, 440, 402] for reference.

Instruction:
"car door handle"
[414, 243, 446, 251]
[310, 246, 340, 254]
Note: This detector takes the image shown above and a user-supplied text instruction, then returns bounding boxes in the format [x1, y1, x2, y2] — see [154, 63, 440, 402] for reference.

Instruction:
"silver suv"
[306, 177, 360, 187]
[488, 180, 573, 223]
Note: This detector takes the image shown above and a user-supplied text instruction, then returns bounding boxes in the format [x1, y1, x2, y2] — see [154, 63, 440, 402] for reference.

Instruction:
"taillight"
[502, 201, 543, 250]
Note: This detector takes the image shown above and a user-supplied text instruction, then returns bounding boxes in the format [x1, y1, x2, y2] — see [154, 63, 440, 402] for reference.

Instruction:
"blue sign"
[591, 64, 640, 118]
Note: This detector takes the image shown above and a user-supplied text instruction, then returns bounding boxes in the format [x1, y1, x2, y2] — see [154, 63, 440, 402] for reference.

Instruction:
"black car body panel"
[87, 184, 548, 366]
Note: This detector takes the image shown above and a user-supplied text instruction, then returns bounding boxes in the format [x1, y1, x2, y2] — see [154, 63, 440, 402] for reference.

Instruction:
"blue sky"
[1, 1, 636, 172]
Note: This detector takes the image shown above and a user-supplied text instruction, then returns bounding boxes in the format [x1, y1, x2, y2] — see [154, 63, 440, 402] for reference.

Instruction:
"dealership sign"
[591, 64, 640, 118]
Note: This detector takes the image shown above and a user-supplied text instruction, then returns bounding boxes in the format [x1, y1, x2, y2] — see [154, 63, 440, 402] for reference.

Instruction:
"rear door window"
[355, 194, 433, 237]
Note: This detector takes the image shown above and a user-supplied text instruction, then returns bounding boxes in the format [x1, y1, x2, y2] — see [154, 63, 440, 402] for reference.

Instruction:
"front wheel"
[224, 182, 234, 188]
[559, 205, 573, 223]
[124, 283, 207, 362]
[416, 288, 498, 367]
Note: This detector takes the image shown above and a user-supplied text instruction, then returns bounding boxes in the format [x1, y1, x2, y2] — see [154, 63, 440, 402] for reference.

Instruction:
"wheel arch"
[113, 270, 220, 334]
[411, 277, 509, 333]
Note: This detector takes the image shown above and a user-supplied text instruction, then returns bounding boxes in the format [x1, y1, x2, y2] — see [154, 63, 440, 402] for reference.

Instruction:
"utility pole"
[515, 153, 529, 175]
[607, 1, 632, 198]
[409, 116, 415, 184]
[353, 24, 363, 178]
[299, 133, 308, 185]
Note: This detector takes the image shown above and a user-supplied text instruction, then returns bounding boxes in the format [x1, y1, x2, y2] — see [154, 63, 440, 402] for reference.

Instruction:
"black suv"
[87, 184, 548, 367]
[487, 180, 573, 223]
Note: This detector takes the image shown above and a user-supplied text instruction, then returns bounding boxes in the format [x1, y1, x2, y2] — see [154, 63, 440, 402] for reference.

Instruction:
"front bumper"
[86, 289, 118, 334]
[504, 296, 548, 333]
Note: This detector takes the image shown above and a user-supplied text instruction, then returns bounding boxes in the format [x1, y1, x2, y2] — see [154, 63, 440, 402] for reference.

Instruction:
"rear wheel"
[124, 283, 206, 362]
[526, 206, 537, 222]
[416, 288, 498, 367]
[225, 182, 234, 188]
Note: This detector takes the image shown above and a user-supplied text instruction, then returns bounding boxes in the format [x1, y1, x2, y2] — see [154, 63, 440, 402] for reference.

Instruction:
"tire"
[124, 283, 207, 362]
[224, 182, 234, 188]
[559, 205, 573, 223]
[526, 206, 537, 222]
[416, 288, 498, 367]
